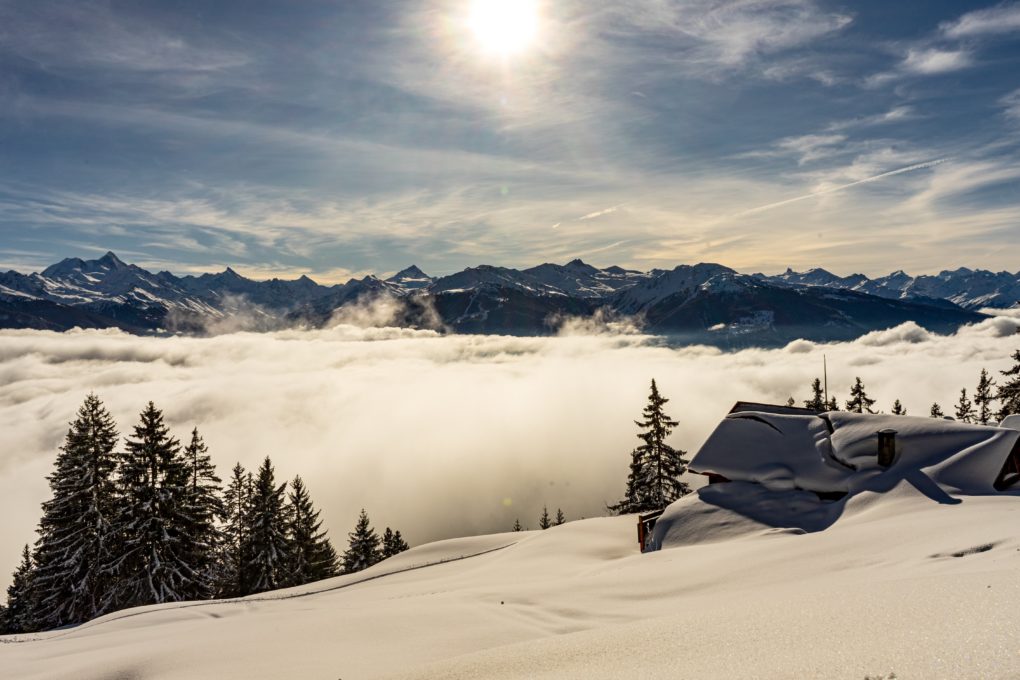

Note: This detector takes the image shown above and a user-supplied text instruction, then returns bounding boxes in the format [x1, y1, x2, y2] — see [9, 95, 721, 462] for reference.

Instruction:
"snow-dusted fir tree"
[4, 545, 35, 634]
[381, 528, 409, 559]
[218, 463, 252, 597]
[891, 399, 907, 416]
[930, 403, 944, 418]
[245, 457, 290, 594]
[538, 506, 551, 530]
[975, 368, 996, 425]
[996, 350, 1020, 420]
[804, 378, 826, 412]
[180, 428, 223, 600]
[954, 389, 976, 424]
[109, 402, 195, 609]
[285, 476, 339, 586]
[845, 377, 877, 414]
[555, 508, 565, 526]
[31, 393, 119, 628]
[611, 380, 690, 514]
[342, 509, 381, 574]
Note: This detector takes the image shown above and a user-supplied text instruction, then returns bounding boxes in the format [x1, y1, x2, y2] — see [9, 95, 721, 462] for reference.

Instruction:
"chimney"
[877, 429, 898, 468]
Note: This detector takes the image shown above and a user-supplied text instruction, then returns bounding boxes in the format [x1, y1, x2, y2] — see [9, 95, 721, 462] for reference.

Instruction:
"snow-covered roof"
[690, 410, 1020, 497]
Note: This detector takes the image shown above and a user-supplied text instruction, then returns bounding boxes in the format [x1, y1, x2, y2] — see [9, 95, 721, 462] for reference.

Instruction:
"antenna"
[823, 354, 829, 405]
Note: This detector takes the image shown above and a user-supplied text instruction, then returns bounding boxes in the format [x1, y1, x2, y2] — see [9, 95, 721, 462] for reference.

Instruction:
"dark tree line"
[798, 348, 1020, 422]
[2, 395, 409, 634]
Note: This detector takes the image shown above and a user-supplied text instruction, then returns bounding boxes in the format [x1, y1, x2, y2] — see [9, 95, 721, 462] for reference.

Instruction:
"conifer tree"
[512, 518, 523, 532]
[342, 509, 381, 574]
[826, 396, 839, 412]
[891, 399, 907, 416]
[245, 457, 290, 594]
[555, 508, 565, 526]
[785, 396, 796, 408]
[954, 389, 976, 424]
[108, 402, 195, 609]
[610, 380, 690, 514]
[804, 378, 826, 412]
[381, 528, 409, 558]
[844, 377, 877, 414]
[930, 403, 944, 419]
[996, 350, 1020, 420]
[180, 428, 222, 600]
[975, 368, 996, 425]
[31, 393, 119, 628]
[285, 476, 339, 586]
[538, 506, 551, 530]
[4, 545, 35, 634]
[218, 463, 251, 597]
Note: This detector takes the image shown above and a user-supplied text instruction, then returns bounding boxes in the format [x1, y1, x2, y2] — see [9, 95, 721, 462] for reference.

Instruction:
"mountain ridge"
[0, 253, 1008, 346]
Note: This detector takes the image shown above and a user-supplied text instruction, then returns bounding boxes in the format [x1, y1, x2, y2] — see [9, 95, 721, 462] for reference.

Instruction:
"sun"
[467, 0, 540, 57]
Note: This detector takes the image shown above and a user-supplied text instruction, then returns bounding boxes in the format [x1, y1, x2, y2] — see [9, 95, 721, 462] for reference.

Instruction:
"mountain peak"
[41, 257, 86, 278]
[98, 251, 126, 268]
[392, 265, 429, 279]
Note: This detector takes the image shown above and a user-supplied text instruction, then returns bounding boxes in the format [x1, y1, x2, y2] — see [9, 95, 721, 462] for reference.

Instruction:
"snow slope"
[3, 483, 1019, 679]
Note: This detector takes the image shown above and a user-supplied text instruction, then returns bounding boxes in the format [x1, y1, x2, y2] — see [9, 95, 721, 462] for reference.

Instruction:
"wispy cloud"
[612, 0, 853, 70]
[902, 48, 973, 75]
[0, 1, 248, 78]
[1001, 89, 1020, 121]
[940, 2, 1020, 39]
[578, 204, 627, 221]
[825, 106, 916, 131]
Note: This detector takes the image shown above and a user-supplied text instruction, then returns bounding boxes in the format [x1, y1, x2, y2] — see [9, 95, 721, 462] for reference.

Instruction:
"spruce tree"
[342, 509, 381, 574]
[975, 368, 996, 425]
[785, 396, 796, 408]
[826, 396, 839, 412]
[285, 476, 339, 586]
[804, 378, 826, 412]
[180, 428, 222, 600]
[31, 393, 119, 628]
[996, 350, 1020, 420]
[245, 457, 290, 594]
[218, 463, 251, 597]
[4, 545, 35, 634]
[930, 403, 944, 419]
[109, 402, 195, 609]
[611, 380, 690, 514]
[512, 518, 523, 532]
[555, 508, 565, 526]
[954, 389, 976, 424]
[844, 377, 877, 414]
[891, 399, 907, 416]
[381, 528, 409, 558]
[538, 506, 551, 530]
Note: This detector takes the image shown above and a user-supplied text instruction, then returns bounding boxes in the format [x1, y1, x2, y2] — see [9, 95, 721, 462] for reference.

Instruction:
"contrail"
[734, 157, 949, 218]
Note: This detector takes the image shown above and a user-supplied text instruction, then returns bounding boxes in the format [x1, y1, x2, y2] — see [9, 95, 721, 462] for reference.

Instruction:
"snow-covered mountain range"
[0, 252, 1009, 345]
[759, 266, 1020, 310]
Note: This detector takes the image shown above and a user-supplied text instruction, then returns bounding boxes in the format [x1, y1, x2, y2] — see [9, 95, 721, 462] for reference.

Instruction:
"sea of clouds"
[1, 310, 1019, 589]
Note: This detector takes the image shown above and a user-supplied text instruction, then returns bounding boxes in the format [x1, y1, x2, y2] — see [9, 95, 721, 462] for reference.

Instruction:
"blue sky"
[1, 0, 1019, 281]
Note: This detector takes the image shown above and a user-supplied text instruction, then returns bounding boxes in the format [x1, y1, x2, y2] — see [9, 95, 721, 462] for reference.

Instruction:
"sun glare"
[467, 0, 540, 57]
